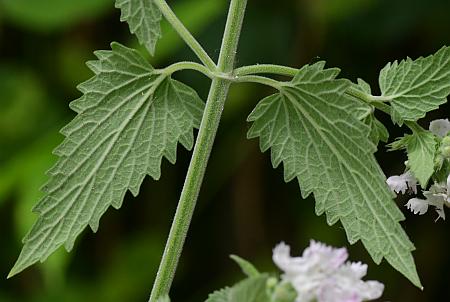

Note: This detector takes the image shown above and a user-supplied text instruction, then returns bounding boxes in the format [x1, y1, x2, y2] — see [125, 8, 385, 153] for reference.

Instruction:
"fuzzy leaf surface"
[347, 78, 389, 145]
[115, 0, 162, 55]
[205, 275, 270, 302]
[379, 46, 450, 122]
[247, 62, 421, 287]
[406, 129, 437, 187]
[9, 42, 204, 277]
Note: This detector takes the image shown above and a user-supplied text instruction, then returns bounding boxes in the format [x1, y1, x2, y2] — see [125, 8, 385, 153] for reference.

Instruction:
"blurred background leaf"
[0, 0, 112, 32]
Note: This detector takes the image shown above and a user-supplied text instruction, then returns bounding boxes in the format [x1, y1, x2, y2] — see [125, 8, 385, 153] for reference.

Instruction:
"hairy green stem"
[148, 0, 248, 300]
[234, 75, 282, 89]
[154, 0, 216, 70]
[235, 64, 298, 77]
[156, 61, 213, 77]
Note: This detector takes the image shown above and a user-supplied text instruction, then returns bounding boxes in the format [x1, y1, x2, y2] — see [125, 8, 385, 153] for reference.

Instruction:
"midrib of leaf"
[284, 86, 414, 274]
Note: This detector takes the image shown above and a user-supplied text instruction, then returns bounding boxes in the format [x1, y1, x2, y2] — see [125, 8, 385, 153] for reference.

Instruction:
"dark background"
[1, 0, 449, 301]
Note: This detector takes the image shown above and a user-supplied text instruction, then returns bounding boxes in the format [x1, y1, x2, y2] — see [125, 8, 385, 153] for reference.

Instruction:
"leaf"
[342, 80, 373, 120]
[0, 0, 111, 32]
[230, 255, 260, 278]
[115, 0, 162, 55]
[347, 78, 389, 145]
[205, 275, 270, 302]
[379, 46, 450, 122]
[406, 128, 437, 187]
[363, 114, 389, 145]
[388, 135, 412, 151]
[9, 42, 204, 277]
[247, 62, 421, 287]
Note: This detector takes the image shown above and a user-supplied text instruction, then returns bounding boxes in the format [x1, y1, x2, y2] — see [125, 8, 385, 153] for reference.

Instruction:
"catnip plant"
[7, 0, 450, 301]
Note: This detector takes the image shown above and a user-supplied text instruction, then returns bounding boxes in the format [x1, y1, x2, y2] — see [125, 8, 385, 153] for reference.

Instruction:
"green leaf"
[388, 135, 412, 151]
[206, 275, 270, 302]
[247, 62, 421, 288]
[347, 78, 389, 145]
[363, 114, 389, 145]
[379, 46, 450, 122]
[0, 0, 111, 32]
[115, 0, 162, 55]
[230, 255, 260, 278]
[9, 42, 204, 277]
[342, 80, 373, 120]
[406, 127, 438, 187]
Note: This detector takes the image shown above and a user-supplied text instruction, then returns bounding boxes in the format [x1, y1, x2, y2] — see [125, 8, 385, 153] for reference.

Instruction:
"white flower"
[429, 119, 450, 137]
[447, 174, 450, 194]
[386, 171, 417, 194]
[406, 177, 450, 221]
[406, 198, 429, 215]
[273, 241, 384, 302]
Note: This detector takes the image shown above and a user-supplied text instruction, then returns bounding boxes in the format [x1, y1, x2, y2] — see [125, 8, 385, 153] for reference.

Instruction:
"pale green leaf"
[247, 62, 421, 287]
[230, 255, 260, 278]
[341, 80, 372, 120]
[205, 275, 270, 302]
[363, 114, 389, 145]
[115, 0, 162, 55]
[379, 46, 450, 122]
[347, 78, 389, 145]
[9, 42, 204, 277]
[406, 128, 437, 187]
[388, 135, 412, 151]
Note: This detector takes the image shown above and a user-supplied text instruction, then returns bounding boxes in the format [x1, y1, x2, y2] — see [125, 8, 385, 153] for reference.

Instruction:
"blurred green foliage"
[1, 0, 449, 301]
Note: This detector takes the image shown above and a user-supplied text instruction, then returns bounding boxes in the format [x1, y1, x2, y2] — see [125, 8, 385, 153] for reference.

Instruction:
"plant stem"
[154, 0, 216, 70]
[235, 64, 298, 77]
[156, 61, 213, 78]
[234, 75, 282, 89]
[148, 0, 248, 301]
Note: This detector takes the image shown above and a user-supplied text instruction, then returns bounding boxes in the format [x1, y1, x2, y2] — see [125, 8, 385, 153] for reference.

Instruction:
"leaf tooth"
[315, 67, 341, 81]
[312, 61, 326, 71]
[93, 50, 112, 61]
[164, 140, 178, 165]
[86, 60, 102, 74]
[179, 130, 194, 151]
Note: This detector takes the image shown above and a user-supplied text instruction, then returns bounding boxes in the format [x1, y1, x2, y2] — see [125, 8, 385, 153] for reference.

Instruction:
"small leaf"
[348, 78, 389, 145]
[115, 0, 162, 55]
[363, 114, 389, 145]
[379, 46, 450, 122]
[205, 275, 270, 302]
[342, 80, 373, 120]
[9, 42, 204, 277]
[230, 255, 260, 278]
[247, 62, 421, 288]
[388, 135, 412, 151]
[406, 128, 438, 187]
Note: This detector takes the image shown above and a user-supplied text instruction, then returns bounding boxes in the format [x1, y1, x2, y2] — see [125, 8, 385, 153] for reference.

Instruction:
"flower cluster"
[272, 241, 384, 302]
[386, 119, 450, 220]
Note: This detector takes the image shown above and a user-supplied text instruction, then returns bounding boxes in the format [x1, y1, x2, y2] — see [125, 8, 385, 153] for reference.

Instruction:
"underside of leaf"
[9, 42, 204, 278]
[247, 62, 421, 288]
[406, 128, 437, 187]
[115, 0, 162, 55]
[379, 46, 450, 122]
